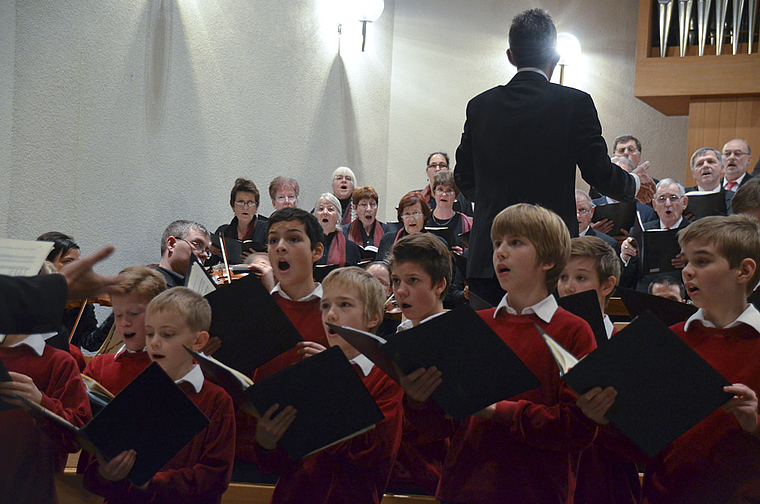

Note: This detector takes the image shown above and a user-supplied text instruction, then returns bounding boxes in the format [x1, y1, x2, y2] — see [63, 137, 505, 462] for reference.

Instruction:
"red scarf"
[348, 219, 385, 247]
[327, 231, 348, 267]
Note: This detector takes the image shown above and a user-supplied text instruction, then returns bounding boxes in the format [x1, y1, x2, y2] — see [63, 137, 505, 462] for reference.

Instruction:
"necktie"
[726, 181, 738, 191]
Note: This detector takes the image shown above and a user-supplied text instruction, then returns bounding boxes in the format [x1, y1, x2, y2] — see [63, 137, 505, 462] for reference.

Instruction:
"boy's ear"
[601, 275, 617, 298]
[366, 311, 383, 332]
[191, 331, 210, 351]
[434, 278, 447, 297]
[312, 242, 324, 264]
[540, 262, 555, 272]
[737, 258, 757, 286]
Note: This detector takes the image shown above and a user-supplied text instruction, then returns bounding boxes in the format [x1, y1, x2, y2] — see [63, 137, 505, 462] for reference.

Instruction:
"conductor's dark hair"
[37, 231, 79, 263]
[508, 8, 558, 69]
[267, 207, 325, 251]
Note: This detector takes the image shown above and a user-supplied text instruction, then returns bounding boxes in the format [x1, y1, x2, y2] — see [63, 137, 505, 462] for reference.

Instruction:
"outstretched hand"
[632, 161, 655, 204]
[59, 246, 120, 301]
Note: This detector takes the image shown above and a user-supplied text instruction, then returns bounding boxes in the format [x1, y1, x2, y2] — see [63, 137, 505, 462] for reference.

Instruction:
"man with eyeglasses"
[575, 190, 619, 253]
[721, 139, 754, 195]
[620, 179, 690, 291]
[157, 220, 212, 288]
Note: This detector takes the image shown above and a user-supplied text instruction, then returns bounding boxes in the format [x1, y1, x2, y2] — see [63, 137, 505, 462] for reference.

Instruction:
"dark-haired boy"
[83, 288, 235, 504]
[400, 203, 598, 503]
[579, 214, 760, 504]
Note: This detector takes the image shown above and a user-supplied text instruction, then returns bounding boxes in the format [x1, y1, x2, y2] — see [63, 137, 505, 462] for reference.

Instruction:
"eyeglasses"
[614, 146, 639, 155]
[576, 208, 591, 215]
[655, 194, 683, 204]
[435, 188, 455, 196]
[235, 201, 257, 207]
[275, 195, 298, 202]
[334, 175, 353, 182]
[357, 201, 378, 209]
[723, 150, 748, 158]
[401, 212, 424, 220]
[427, 163, 449, 169]
[181, 239, 211, 258]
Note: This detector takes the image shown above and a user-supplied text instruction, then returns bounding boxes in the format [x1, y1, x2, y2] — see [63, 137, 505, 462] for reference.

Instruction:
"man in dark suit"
[721, 139, 754, 209]
[575, 190, 620, 254]
[620, 179, 690, 291]
[453, 8, 655, 305]
[684, 147, 731, 216]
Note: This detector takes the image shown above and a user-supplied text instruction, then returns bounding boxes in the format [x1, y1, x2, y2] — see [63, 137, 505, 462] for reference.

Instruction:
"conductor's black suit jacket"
[454, 71, 637, 278]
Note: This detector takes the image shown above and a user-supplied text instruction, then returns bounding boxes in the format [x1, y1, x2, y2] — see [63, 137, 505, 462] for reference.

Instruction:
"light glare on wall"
[334, 0, 385, 51]
[556, 32, 582, 85]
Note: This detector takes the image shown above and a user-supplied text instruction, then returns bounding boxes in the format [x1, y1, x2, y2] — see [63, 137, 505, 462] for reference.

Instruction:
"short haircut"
[678, 214, 760, 294]
[610, 156, 635, 172]
[389, 233, 452, 300]
[146, 287, 212, 333]
[364, 260, 391, 277]
[491, 203, 571, 292]
[426, 151, 450, 167]
[647, 275, 685, 299]
[230, 178, 260, 207]
[111, 265, 167, 298]
[655, 178, 686, 197]
[724, 139, 751, 156]
[322, 267, 385, 330]
[508, 8, 558, 69]
[160, 220, 210, 256]
[352, 185, 379, 206]
[396, 191, 432, 224]
[569, 236, 620, 305]
[316, 193, 343, 215]
[332, 166, 356, 184]
[37, 231, 79, 263]
[732, 177, 760, 215]
[613, 135, 642, 154]
[574, 189, 594, 206]
[689, 147, 722, 170]
[267, 207, 324, 250]
[432, 170, 459, 196]
[268, 176, 300, 200]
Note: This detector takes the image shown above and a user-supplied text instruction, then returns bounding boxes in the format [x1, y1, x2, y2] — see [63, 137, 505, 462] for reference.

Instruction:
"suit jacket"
[620, 218, 690, 292]
[583, 227, 620, 254]
[721, 172, 755, 212]
[0, 274, 67, 334]
[454, 71, 637, 278]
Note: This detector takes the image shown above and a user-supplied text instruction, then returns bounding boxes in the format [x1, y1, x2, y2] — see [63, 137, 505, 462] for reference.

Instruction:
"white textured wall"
[2, 0, 688, 275]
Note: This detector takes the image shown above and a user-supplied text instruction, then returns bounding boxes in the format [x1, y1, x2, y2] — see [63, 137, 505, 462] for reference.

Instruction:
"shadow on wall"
[146, 0, 172, 134]
[308, 54, 363, 181]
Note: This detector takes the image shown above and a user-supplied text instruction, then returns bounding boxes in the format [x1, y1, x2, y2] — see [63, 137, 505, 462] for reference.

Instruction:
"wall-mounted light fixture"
[556, 32, 581, 85]
[336, 0, 384, 51]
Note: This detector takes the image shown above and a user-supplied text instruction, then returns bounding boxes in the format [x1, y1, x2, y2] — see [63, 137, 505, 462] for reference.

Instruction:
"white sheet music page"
[0, 239, 54, 276]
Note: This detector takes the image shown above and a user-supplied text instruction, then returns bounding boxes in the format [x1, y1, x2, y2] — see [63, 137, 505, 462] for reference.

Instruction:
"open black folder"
[210, 234, 266, 264]
[204, 273, 303, 376]
[328, 305, 541, 420]
[245, 346, 385, 460]
[555, 289, 608, 348]
[541, 311, 732, 458]
[592, 200, 637, 237]
[684, 190, 727, 220]
[18, 362, 209, 486]
[616, 286, 697, 327]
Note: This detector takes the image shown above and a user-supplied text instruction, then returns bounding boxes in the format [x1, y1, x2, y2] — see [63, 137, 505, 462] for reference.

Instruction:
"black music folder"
[640, 228, 682, 275]
[684, 190, 727, 220]
[20, 362, 209, 486]
[425, 226, 455, 249]
[330, 305, 541, 420]
[313, 263, 340, 283]
[204, 273, 303, 376]
[556, 289, 608, 347]
[210, 235, 265, 264]
[616, 287, 697, 327]
[0, 356, 17, 411]
[551, 311, 732, 457]
[185, 346, 252, 407]
[592, 201, 637, 237]
[245, 346, 384, 459]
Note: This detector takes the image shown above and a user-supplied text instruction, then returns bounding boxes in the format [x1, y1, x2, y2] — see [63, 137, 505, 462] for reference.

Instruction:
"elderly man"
[687, 147, 724, 192]
[620, 178, 690, 291]
[722, 139, 754, 193]
[575, 190, 620, 252]
[453, 8, 654, 305]
[157, 220, 211, 288]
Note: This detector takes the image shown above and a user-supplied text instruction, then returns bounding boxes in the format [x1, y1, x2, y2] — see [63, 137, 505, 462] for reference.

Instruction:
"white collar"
[658, 216, 683, 230]
[494, 294, 557, 323]
[396, 310, 447, 331]
[684, 304, 760, 332]
[6, 332, 57, 357]
[175, 364, 204, 394]
[603, 314, 614, 339]
[271, 282, 323, 302]
[517, 67, 549, 80]
[696, 185, 721, 193]
[114, 343, 146, 359]
[350, 354, 374, 377]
